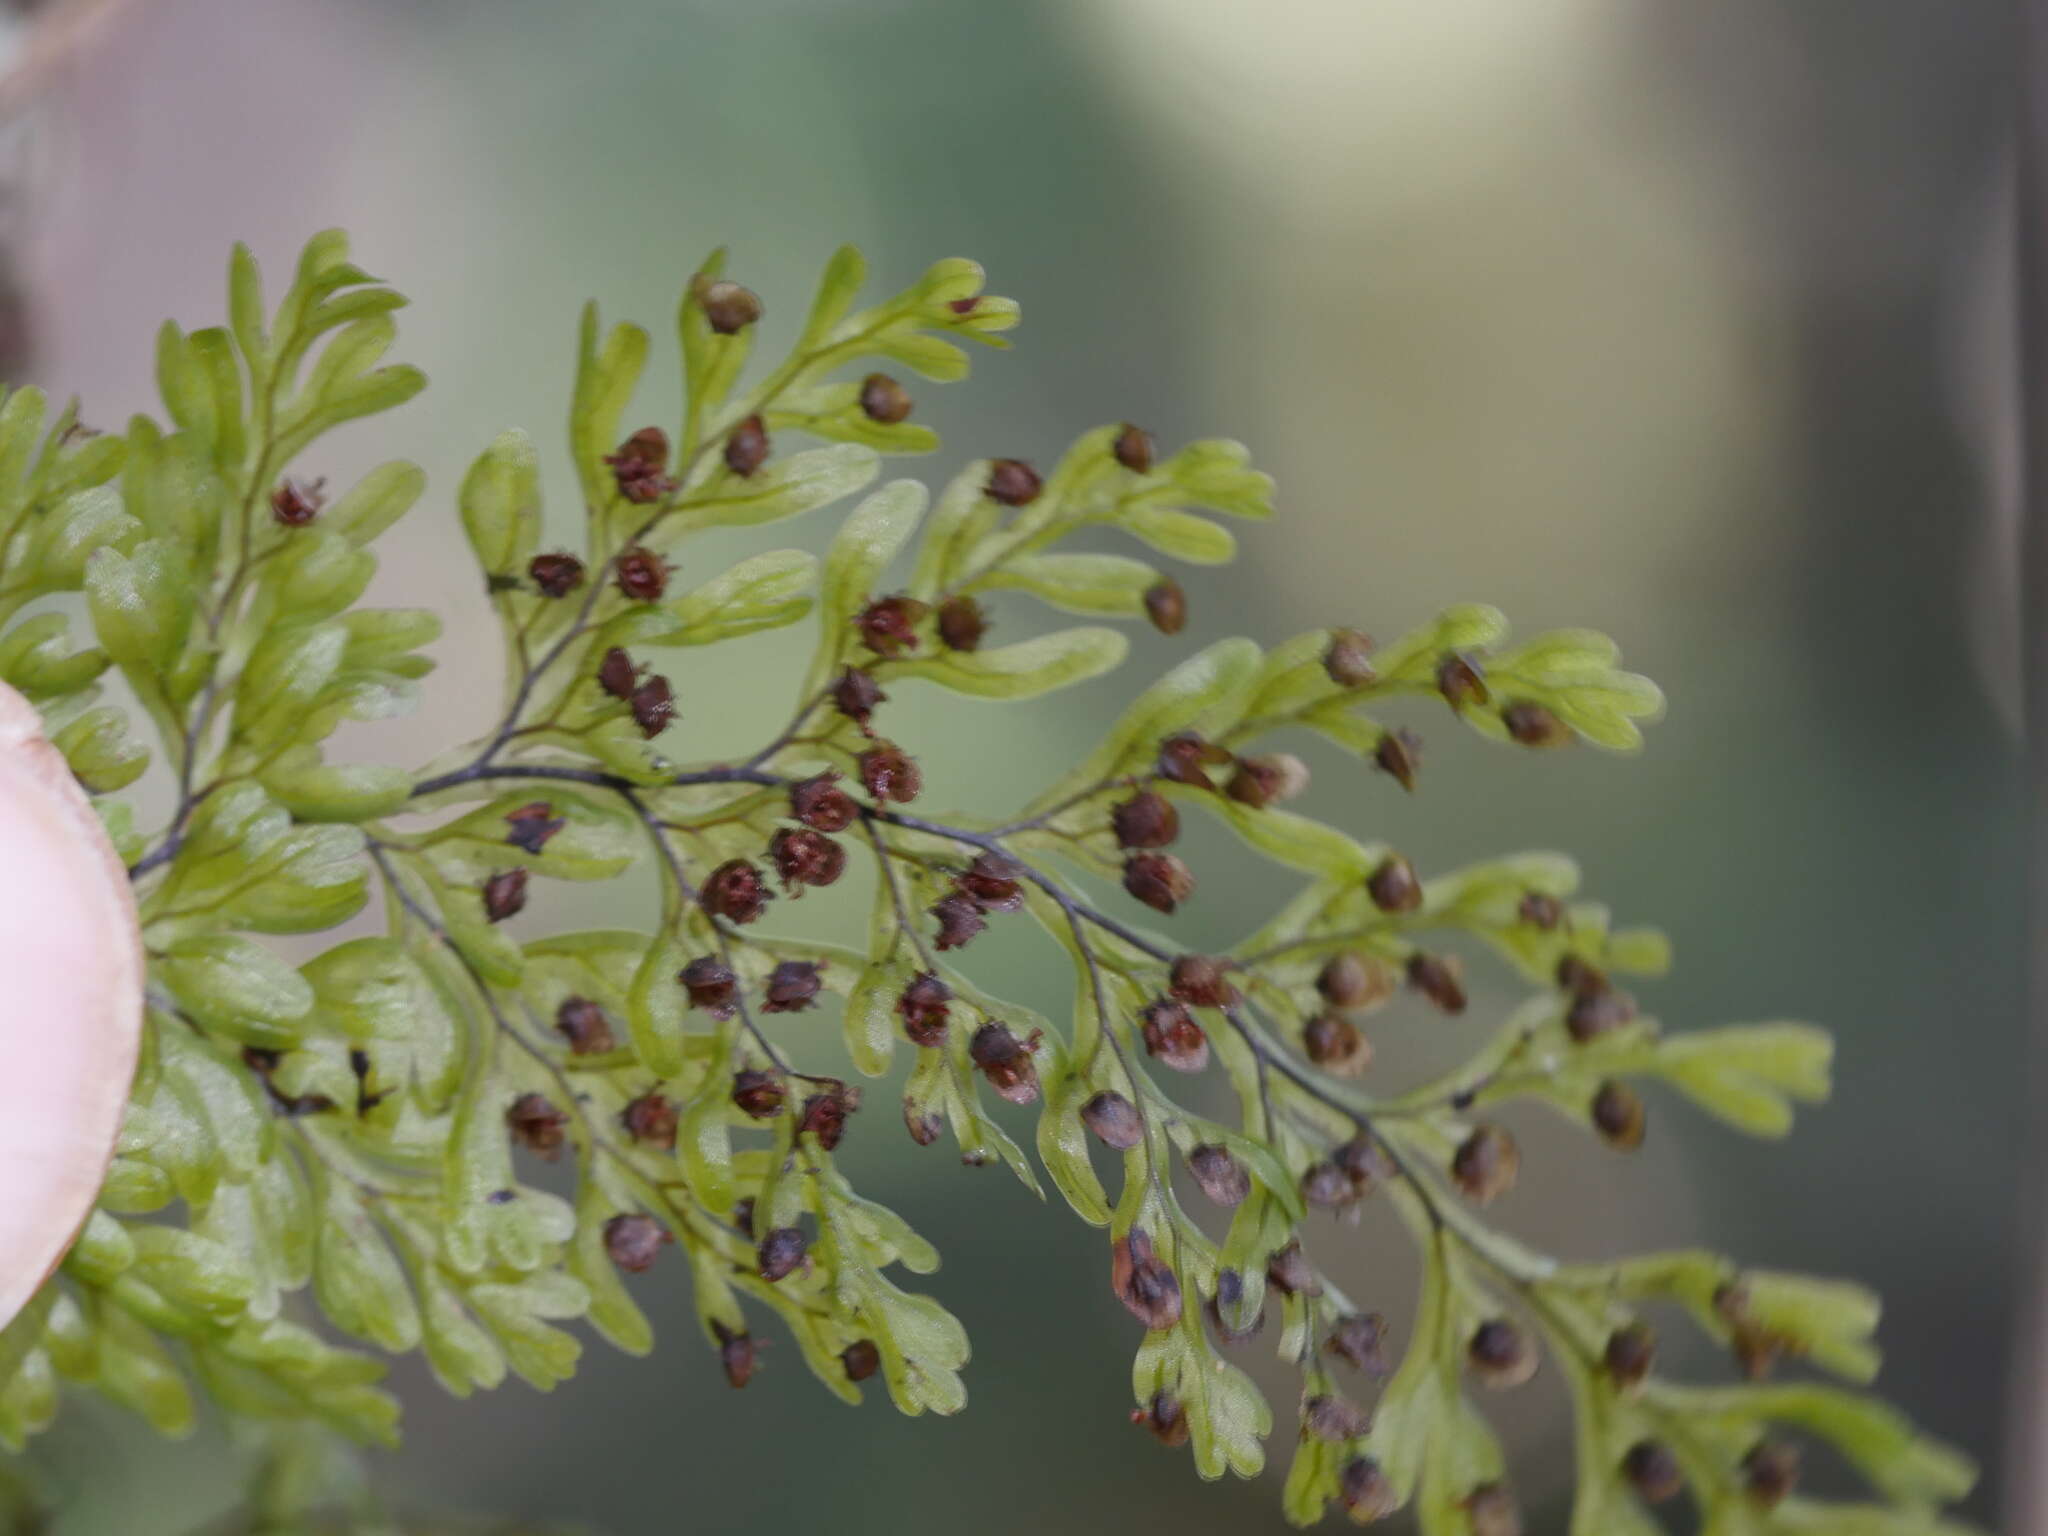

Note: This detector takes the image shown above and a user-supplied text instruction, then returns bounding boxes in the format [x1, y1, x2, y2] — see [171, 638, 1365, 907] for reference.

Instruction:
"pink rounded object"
[0, 679, 143, 1327]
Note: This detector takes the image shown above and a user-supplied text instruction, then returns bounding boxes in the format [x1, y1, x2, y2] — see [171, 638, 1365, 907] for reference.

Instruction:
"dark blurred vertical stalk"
[2016, 1, 2048, 1525]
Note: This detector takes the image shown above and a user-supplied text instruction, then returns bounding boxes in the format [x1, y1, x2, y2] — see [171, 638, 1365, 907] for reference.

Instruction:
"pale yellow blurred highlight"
[1075, 0, 1785, 646]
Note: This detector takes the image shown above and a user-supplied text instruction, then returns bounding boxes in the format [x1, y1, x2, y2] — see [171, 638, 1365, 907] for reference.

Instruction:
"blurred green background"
[0, 0, 2023, 1529]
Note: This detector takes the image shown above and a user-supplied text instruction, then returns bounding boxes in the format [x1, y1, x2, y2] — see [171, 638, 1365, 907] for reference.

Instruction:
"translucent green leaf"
[94, 1302, 195, 1436]
[568, 1197, 654, 1360]
[277, 315, 425, 457]
[313, 1186, 421, 1352]
[872, 330, 970, 382]
[675, 442, 880, 536]
[84, 539, 195, 677]
[260, 751, 413, 822]
[158, 934, 315, 1047]
[1132, 1326, 1270, 1481]
[1152, 438, 1275, 520]
[257, 531, 376, 624]
[227, 241, 268, 373]
[571, 306, 650, 514]
[458, 428, 541, 580]
[441, 1079, 574, 1275]
[906, 460, 998, 598]
[51, 706, 148, 792]
[228, 621, 349, 765]
[34, 487, 141, 588]
[0, 385, 47, 504]
[1652, 1023, 1833, 1138]
[841, 957, 905, 1079]
[801, 245, 866, 345]
[127, 1226, 254, 1322]
[1183, 790, 1376, 880]
[676, 249, 751, 458]
[625, 932, 690, 1077]
[677, 1084, 736, 1215]
[322, 460, 425, 546]
[154, 323, 217, 446]
[0, 613, 108, 699]
[644, 548, 818, 647]
[845, 1268, 969, 1417]
[65, 1210, 136, 1285]
[158, 1027, 269, 1177]
[1036, 1064, 1111, 1227]
[466, 1272, 588, 1391]
[887, 626, 1127, 700]
[1371, 604, 1509, 684]
[416, 864, 522, 987]
[803, 477, 927, 692]
[185, 328, 246, 473]
[1120, 504, 1237, 565]
[982, 551, 1160, 617]
[417, 1268, 507, 1398]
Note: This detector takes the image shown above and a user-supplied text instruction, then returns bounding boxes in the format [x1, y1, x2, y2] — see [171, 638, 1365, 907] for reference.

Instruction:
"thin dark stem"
[742, 689, 829, 772]
[127, 779, 222, 881]
[410, 759, 777, 799]
[858, 814, 937, 972]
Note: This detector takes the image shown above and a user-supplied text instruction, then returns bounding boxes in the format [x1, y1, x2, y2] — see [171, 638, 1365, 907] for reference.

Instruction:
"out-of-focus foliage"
[0, 235, 1980, 1533]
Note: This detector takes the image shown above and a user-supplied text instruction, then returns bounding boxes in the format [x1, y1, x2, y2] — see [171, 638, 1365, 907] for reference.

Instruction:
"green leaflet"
[905, 460, 997, 598]
[842, 952, 907, 1079]
[981, 551, 1160, 617]
[625, 930, 691, 1077]
[260, 751, 412, 822]
[415, 1263, 507, 1399]
[801, 246, 866, 347]
[567, 1185, 654, 1358]
[322, 460, 425, 546]
[51, 706, 149, 792]
[1650, 1023, 1833, 1138]
[158, 935, 316, 1047]
[458, 428, 541, 580]
[677, 1083, 738, 1217]
[803, 476, 927, 692]
[676, 250, 754, 460]
[1133, 1323, 1270, 1481]
[1121, 503, 1237, 565]
[1371, 603, 1510, 682]
[828, 1243, 969, 1417]
[668, 441, 879, 536]
[254, 531, 376, 624]
[465, 1272, 587, 1391]
[313, 1185, 420, 1353]
[272, 315, 426, 465]
[84, 538, 197, 680]
[1177, 788, 1378, 880]
[570, 305, 651, 520]
[0, 613, 108, 699]
[642, 548, 818, 646]
[33, 487, 141, 588]
[883, 626, 1127, 700]
[227, 620, 351, 769]
[1036, 1060, 1111, 1227]
[440, 1072, 576, 1277]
